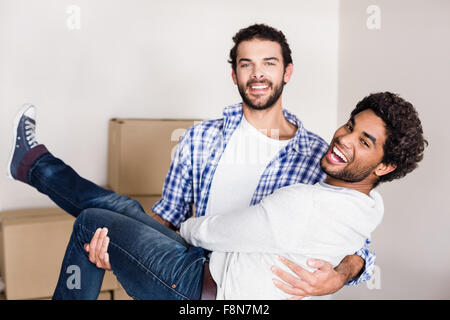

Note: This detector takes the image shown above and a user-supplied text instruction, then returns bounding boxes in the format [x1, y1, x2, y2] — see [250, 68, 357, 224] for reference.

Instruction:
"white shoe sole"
[6, 103, 36, 180]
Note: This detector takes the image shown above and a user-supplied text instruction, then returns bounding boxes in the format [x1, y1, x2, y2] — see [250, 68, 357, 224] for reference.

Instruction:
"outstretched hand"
[271, 256, 346, 300]
[84, 227, 112, 271]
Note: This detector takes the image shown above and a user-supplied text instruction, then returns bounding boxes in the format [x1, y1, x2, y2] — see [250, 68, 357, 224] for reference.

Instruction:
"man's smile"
[247, 82, 271, 95]
[326, 144, 349, 165]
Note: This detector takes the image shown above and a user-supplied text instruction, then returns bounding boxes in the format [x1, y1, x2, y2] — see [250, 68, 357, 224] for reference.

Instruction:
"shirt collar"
[222, 103, 312, 156]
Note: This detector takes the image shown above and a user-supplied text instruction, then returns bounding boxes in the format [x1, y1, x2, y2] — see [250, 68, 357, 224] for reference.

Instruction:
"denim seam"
[174, 256, 206, 286]
[78, 224, 190, 300]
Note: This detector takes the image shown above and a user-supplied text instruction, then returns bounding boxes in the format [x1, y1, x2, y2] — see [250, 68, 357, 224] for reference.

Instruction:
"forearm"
[334, 254, 365, 284]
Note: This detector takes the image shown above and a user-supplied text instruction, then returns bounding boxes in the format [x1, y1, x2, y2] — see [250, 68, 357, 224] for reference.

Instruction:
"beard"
[320, 154, 379, 183]
[237, 79, 285, 111]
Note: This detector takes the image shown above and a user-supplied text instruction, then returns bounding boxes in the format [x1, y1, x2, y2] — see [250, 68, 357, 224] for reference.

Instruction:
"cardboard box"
[108, 118, 201, 195]
[97, 290, 112, 300]
[0, 207, 62, 221]
[113, 284, 133, 300]
[0, 208, 118, 300]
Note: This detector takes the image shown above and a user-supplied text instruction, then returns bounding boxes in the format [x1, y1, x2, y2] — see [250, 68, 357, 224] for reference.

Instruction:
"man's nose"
[251, 66, 265, 81]
[337, 135, 352, 149]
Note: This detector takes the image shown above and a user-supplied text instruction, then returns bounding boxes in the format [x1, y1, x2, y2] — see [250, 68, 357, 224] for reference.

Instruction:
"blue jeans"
[27, 151, 207, 300]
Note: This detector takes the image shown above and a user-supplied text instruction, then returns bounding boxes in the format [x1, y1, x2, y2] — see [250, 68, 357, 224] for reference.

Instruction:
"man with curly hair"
[7, 89, 426, 299]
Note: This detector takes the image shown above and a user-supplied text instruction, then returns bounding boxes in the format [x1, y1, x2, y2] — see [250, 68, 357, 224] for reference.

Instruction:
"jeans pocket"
[171, 256, 206, 299]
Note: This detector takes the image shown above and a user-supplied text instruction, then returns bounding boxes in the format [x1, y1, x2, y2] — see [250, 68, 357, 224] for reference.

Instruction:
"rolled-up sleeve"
[346, 238, 376, 285]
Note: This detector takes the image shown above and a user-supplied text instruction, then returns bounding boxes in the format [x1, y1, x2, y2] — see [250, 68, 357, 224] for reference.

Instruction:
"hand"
[271, 256, 346, 300]
[84, 227, 112, 271]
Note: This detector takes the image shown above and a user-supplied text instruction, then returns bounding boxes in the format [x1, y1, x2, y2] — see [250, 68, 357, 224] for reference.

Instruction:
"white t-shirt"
[180, 182, 384, 300]
[205, 115, 291, 216]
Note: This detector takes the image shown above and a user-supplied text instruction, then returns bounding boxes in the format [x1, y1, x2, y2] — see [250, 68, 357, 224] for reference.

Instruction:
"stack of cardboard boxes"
[0, 117, 200, 300]
[0, 208, 118, 300]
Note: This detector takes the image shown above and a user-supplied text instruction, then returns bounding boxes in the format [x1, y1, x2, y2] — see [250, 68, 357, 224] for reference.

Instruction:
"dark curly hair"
[228, 24, 293, 72]
[351, 92, 428, 186]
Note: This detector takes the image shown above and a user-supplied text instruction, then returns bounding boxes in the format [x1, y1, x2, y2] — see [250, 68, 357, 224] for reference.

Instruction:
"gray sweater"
[180, 182, 384, 299]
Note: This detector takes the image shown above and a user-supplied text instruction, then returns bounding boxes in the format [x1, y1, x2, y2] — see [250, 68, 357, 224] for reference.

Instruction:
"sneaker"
[7, 104, 39, 180]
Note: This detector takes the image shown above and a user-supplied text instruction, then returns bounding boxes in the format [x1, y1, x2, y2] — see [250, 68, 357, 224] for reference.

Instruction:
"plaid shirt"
[153, 103, 375, 285]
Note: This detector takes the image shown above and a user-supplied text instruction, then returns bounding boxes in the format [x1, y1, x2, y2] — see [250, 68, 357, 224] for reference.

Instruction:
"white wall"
[333, 0, 450, 299]
[0, 0, 339, 210]
[1, 0, 449, 300]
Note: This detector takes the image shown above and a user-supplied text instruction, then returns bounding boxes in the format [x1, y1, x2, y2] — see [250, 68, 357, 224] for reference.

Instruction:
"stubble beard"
[237, 78, 285, 111]
[320, 154, 379, 183]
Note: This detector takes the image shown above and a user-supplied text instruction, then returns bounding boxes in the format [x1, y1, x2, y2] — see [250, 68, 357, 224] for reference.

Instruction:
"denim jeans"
[26, 150, 207, 300]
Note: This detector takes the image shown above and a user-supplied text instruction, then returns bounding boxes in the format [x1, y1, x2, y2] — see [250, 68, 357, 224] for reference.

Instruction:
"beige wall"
[0, 0, 339, 210]
[333, 0, 450, 299]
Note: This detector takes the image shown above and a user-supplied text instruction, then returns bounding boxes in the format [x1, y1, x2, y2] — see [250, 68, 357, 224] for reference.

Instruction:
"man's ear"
[374, 163, 397, 178]
[283, 63, 293, 84]
[232, 69, 237, 85]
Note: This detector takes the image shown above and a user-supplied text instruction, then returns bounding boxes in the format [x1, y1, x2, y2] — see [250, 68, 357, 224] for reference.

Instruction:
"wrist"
[336, 269, 352, 288]
[334, 254, 365, 285]
[334, 266, 351, 287]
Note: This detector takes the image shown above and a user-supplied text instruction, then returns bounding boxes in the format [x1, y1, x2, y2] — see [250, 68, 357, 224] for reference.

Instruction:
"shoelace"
[24, 120, 39, 148]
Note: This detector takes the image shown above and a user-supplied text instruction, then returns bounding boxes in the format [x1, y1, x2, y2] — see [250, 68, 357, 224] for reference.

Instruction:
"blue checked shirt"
[153, 103, 375, 285]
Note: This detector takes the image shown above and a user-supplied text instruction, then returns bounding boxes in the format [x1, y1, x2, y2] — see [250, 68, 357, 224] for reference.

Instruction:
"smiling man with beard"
[233, 40, 289, 112]
[322, 114, 384, 187]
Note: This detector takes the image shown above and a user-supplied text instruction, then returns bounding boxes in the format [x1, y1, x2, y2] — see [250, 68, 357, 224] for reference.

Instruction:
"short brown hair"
[228, 24, 293, 71]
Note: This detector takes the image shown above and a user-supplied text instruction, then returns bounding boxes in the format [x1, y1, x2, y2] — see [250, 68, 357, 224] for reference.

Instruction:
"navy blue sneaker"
[7, 104, 39, 180]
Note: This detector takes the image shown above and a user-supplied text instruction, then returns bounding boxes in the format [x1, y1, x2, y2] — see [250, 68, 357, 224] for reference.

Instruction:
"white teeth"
[251, 85, 268, 89]
[333, 146, 348, 163]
